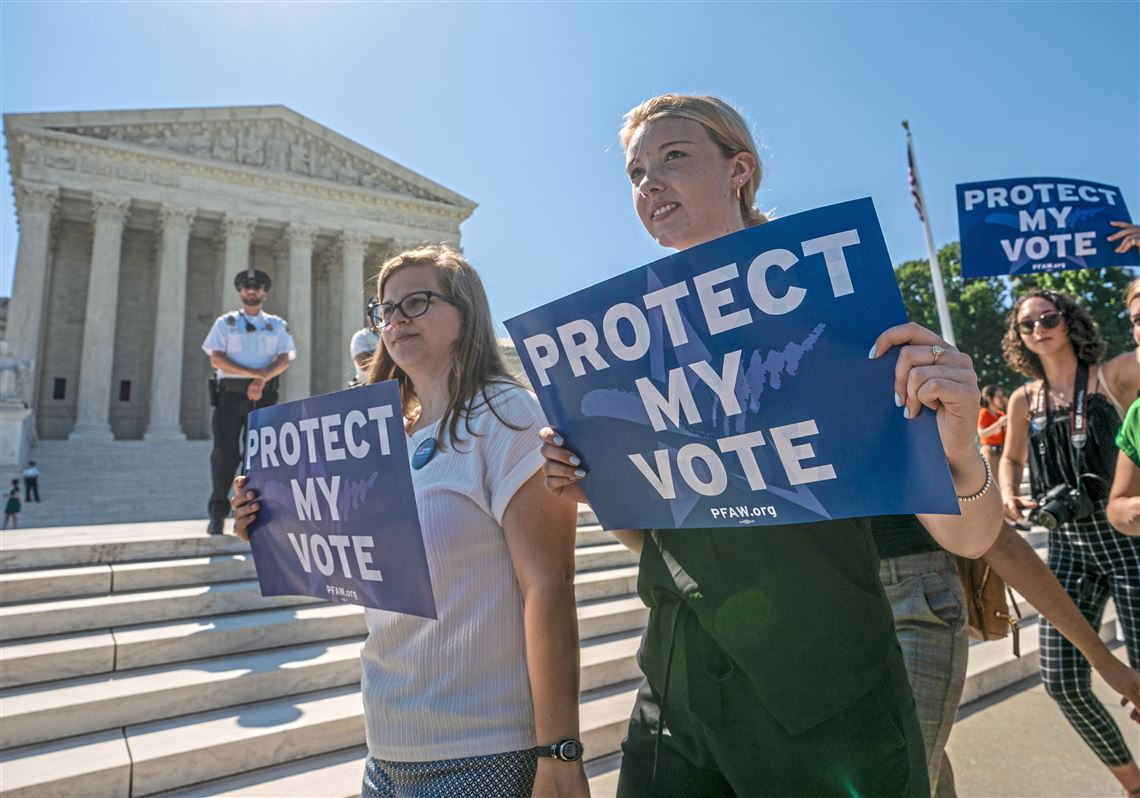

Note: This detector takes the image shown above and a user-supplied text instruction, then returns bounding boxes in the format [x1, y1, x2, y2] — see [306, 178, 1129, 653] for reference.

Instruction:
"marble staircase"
[0, 512, 1124, 798]
[0, 440, 213, 529]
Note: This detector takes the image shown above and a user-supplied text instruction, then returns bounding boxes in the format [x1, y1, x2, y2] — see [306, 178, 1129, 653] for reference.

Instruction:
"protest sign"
[505, 198, 958, 530]
[243, 380, 436, 618]
[956, 177, 1137, 278]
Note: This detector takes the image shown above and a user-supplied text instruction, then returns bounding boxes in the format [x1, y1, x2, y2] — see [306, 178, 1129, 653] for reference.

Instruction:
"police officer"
[201, 269, 296, 535]
[348, 295, 381, 386]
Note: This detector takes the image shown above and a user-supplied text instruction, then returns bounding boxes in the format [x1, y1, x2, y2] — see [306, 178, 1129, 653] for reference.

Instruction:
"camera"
[1030, 483, 1095, 530]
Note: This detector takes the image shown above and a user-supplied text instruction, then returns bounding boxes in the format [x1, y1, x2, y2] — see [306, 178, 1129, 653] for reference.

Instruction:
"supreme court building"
[2, 106, 475, 460]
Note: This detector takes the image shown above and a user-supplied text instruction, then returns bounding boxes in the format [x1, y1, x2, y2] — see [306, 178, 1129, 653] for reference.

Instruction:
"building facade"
[2, 106, 475, 456]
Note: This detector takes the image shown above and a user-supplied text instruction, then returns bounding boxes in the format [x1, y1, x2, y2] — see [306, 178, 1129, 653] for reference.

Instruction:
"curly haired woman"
[999, 288, 1140, 797]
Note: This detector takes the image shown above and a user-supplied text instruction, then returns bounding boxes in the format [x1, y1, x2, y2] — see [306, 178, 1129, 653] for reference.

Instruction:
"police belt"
[218, 377, 282, 394]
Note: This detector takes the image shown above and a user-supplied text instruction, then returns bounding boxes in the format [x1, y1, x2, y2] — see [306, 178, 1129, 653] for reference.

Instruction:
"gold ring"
[931, 344, 945, 365]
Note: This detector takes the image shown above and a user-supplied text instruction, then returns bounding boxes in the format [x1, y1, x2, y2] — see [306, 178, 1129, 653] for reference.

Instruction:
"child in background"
[3, 480, 21, 529]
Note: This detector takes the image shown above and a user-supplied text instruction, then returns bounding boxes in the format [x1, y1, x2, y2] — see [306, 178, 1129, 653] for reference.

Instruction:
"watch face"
[557, 740, 582, 761]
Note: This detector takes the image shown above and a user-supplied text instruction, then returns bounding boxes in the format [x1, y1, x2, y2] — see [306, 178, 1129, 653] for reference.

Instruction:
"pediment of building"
[5, 106, 473, 210]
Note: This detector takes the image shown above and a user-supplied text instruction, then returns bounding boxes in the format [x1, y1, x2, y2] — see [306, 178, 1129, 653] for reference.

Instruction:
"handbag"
[953, 554, 1022, 656]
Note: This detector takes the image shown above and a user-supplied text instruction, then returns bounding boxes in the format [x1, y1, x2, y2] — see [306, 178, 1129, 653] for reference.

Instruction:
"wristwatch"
[531, 738, 584, 762]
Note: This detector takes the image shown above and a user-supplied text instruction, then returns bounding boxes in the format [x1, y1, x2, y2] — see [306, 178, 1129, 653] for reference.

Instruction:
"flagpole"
[903, 120, 956, 347]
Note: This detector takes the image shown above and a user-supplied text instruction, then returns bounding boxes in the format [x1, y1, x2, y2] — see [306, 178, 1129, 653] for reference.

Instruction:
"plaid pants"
[1040, 502, 1140, 767]
[881, 550, 969, 797]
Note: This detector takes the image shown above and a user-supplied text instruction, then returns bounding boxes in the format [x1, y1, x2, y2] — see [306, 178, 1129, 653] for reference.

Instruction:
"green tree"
[893, 242, 1137, 391]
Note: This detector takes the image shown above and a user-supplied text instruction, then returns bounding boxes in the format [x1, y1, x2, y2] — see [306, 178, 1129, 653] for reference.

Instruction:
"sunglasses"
[371, 290, 453, 328]
[1016, 311, 1063, 335]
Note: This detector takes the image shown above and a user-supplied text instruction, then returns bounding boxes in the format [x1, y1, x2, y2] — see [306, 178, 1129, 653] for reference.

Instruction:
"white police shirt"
[350, 327, 381, 381]
[201, 310, 297, 379]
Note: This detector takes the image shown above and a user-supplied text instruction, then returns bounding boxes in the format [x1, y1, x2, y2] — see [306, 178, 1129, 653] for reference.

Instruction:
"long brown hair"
[366, 245, 522, 449]
[1001, 288, 1107, 380]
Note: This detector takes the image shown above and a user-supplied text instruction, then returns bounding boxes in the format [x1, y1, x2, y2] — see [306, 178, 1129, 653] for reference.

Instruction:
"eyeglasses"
[371, 290, 453, 328]
[1016, 311, 1063, 335]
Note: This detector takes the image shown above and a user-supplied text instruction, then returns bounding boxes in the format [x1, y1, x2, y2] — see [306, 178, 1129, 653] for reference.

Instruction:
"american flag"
[906, 135, 925, 222]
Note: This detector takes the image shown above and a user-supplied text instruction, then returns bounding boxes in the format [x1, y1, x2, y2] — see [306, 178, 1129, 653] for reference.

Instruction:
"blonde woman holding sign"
[540, 94, 1002, 797]
[234, 246, 588, 798]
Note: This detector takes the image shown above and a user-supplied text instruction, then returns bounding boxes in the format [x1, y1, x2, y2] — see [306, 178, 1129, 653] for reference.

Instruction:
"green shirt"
[637, 519, 899, 735]
[1116, 397, 1140, 467]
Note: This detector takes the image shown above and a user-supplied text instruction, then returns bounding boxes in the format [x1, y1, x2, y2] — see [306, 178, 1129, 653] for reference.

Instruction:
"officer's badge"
[266, 323, 274, 331]
[225, 315, 237, 327]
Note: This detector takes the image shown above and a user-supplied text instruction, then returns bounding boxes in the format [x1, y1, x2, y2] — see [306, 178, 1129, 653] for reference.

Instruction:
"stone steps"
[2, 512, 1095, 798]
[0, 512, 643, 795]
[0, 440, 214, 530]
[0, 593, 650, 753]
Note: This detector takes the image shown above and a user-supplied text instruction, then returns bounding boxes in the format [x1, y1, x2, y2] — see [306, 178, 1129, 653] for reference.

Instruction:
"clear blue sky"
[2, 1, 1137, 332]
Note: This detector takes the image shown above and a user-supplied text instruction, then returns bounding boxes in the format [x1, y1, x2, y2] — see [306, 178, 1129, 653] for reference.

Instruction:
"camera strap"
[1035, 360, 1089, 482]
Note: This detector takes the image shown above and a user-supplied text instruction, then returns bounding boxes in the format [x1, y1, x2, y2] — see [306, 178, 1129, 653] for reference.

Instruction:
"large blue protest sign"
[505, 198, 958, 530]
[244, 381, 436, 618]
[956, 177, 1137, 278]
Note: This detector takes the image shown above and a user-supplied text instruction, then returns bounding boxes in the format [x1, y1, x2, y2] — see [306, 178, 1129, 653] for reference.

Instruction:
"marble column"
[216, 214, 257, 316]
[70, 193, 132, 439]
[144, 204, 196, 441]
[340, 230, 369, 383]
[6, 181, 59, 406]
[283, 223, 317, 403]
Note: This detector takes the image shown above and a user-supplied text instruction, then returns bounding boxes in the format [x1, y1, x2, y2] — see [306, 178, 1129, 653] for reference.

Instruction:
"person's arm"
[501, 471, 589, 798]
[1108, 450, 1140, 536]
[1102, 349, 1140, 405]
[259, 353, 291, 381]
[208, 351, 265, 379]
[998, 385, 1038, 524]
[872, 323, 1002, 558]
[984, 522, 1140, 720]
[978, 415, 1008, 439]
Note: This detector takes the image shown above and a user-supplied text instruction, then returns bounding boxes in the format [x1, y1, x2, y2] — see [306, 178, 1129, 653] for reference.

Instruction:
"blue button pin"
[412, 437, 438, 470]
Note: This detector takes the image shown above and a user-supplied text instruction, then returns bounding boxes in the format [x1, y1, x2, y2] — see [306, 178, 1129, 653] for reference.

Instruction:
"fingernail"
[250, 504, 258, 511]
[574, 468, 587, 479]
[553, 434, 564, 447]
[868, 344, 877, 359]
[569, 455, 581, 466]
[902, 407, 911, 419]
[894, 392, 902, 407]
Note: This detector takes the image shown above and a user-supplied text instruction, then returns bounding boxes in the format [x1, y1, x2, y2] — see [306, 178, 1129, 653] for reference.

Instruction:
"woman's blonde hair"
[366, 244, 521, 448]
[619, 93, 768, 227]
[1125, 277, 1140, 308]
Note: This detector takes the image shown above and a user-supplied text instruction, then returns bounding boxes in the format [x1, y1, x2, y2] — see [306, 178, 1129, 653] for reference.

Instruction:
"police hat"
[234, 269, 272, 291]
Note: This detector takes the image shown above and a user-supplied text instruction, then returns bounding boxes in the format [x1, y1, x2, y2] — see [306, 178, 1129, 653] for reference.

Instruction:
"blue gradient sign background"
[244, 381, 436, 618]
[956, 177, 1137, 278]
[506, 198, 958, 530]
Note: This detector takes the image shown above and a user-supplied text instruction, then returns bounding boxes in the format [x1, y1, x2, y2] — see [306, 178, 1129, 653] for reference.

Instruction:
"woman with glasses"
[232, 245, 588, 798]
[999, 288, 1140, 797]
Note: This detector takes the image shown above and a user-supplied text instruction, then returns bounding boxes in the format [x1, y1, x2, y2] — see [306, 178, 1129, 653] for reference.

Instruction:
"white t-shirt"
[360, 383, 547, 761]
[201, 310, 296, 379]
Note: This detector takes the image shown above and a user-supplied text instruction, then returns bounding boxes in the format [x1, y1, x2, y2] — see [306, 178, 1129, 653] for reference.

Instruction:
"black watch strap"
[531, 738, 584, 761]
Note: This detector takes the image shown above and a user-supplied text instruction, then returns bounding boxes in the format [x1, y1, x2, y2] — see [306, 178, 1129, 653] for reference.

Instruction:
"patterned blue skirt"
[361, 749, 538, 798]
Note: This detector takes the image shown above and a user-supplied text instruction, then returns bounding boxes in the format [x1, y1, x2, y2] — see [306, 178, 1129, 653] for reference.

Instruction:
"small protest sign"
[244, 380, 436, 618]
[505, 198, 958, 530]
[956, 177, 1137, 278]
